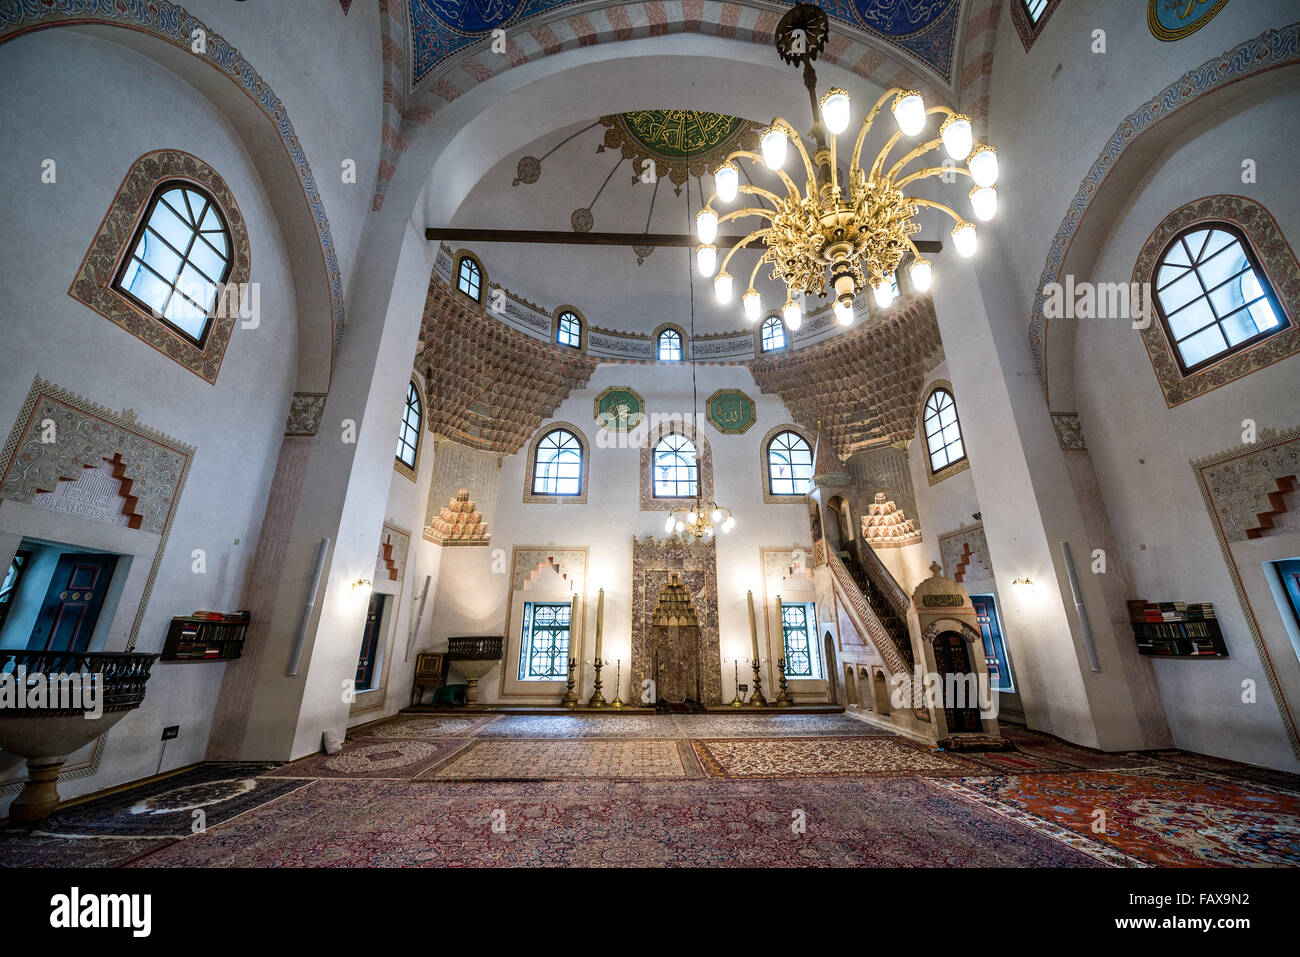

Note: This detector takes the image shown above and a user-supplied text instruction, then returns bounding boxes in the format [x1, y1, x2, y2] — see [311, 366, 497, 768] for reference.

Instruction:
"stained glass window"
[115, 183, 231, 346]
[782, 602, 821, 679]
[767, 430, 813, 495]
[658, 328, 683, 361]
[1154, 223, 1286, 372]
[532, 428, 583, 496]
[653, 433, 698, 498]
[396, 381, 422, 470]
[557, 311, 581, 348]
[456, 255, 482, 301]
[518, 601, 571, 680]
[760, 315, 785, 352]
[923, 388, 965, 473]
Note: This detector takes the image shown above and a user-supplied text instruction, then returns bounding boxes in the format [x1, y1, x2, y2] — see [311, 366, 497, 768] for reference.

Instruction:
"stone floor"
[1, 712, 1297, 867]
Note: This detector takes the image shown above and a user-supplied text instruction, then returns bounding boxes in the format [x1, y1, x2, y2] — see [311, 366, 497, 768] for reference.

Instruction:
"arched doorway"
[824, 632, 838, 705]
[932, 631, 982, 732]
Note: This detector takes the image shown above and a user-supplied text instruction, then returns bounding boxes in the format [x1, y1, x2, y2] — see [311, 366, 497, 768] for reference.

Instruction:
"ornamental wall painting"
[706, 389, 757, 435]
[593, 386, 645, 433]
[1148, 0, 1231, 41]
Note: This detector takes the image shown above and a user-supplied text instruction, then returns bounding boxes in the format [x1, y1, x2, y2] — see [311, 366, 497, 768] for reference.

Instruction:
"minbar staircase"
[825, 547, 917, 696]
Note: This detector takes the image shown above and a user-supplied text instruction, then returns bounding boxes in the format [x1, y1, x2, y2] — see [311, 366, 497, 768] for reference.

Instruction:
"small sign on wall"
[706, 389, 756, 434]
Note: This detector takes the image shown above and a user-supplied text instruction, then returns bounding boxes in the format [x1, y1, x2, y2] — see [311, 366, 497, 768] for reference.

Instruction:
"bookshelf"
[162, 611, 251, 662]
[1127, 600, 1226, 658]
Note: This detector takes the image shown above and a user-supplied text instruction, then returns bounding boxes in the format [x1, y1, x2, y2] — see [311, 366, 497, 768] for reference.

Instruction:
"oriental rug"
[31, 763, 308, 837]
[691, 736, 977, 779]
[672, 713, 892, 737]
[1145, 750, 1300, 791]
[931, 766, 1300, 867]
[125, 777, 1099, 868]
[475, 714, 683, 738]
[0, 830, 176, 868]
[263, 738, 470, 780]
[421, 739, 703, 780]
[998, 725, 1154, 770]
[350, 713, 499, 739]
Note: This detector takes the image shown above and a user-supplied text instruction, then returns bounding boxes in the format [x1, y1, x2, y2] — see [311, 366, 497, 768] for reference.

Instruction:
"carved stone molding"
[631, 535, 722, 705]
[375, 523, 411, 583]
[285, 392, 328, 437]
[511, 548, 588, 593]
[1192, 425, 1300, 757]
[1134, 195, 1300, 407]
[68, 149, 250, 384]
[0, 377, 194, 651]
[938, 523, 992, 584]
[861, 493, 922, 549]
[1051, 413, 1088, 451]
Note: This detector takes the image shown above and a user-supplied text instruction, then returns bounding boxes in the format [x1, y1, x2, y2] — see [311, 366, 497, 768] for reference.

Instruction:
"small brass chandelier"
[695, 3, 999, 328]
[664, 498, 735, 541]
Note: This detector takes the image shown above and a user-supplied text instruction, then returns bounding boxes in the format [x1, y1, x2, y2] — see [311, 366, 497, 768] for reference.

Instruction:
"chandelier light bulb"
[742, 288, 762, 323]
[724, 516, 735, 532]
[970, 184, 998, 222]
[940, 114, 973, 161]
[675, 520, 684, 533]
[909, 258, 933, 292]
[892, 91, 927, 137]
[952, 222, 978, 258]
[782, 297, 803, 331]
[872, 279, 895, 309]
[710, 508, 722, 523]
[714, 271, 733, 304]
[696, 207, 718, 244]
[820, 89, 851, 135]
[761, 126, 788, 169]
[833, 298, 854, 325]
[696, 243, 717, 277]
[968, 144, 999, 187]
[714, 162, 739, 203]
[687, 510, 697, 525]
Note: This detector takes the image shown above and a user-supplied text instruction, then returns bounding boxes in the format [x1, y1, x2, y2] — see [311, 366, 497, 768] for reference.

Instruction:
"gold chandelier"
[663, 498, 735, 542]
[695, 3, 999, 329]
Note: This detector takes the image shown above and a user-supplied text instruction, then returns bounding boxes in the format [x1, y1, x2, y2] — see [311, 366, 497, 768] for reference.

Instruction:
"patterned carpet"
[931, 766, 1300, 867]
[3, 715, 1296, 868]
[264, 738, 469, 780]
[421, 739, 703, 780]
[692, 736, 976, 778]
[122, 778, 1099, 868]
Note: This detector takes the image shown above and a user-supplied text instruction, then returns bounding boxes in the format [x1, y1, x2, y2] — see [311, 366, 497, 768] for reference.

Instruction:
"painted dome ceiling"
[408, 0, 964, 88]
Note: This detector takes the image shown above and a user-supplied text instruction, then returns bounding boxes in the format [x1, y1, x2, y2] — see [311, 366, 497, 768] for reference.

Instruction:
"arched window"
[1154, 223, 1286, 373]
[658, 328, 683, 361]
[767, 430, 813, 495]
[557, 311, 581, 348]
[532, 428, 584, 496]
[395, 380, 422, 472]
[760, 315, 786, 352]
[1023, 0, 1047, 24]
[653, 433, 698, 498]
[456, 255, 482, 301]
[114, 182, 232, 347]
[923, 389, 965, 473]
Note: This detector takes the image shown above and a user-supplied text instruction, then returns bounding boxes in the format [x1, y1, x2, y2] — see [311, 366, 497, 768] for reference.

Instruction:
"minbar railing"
[841, 551, 913, 667]
[446, 636, 504, 660]
[826, 550, 914, 672]
[0, 651, 158, 714]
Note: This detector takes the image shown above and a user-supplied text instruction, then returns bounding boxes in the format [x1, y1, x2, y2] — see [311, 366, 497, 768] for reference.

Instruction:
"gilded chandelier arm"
[737, 184, 783, 206]
[720, 228, 773, 274]
[849, 88, 901, 174]
[717, 207, 775, 225]
[872, 106, 957, 181]
[769, 116, 818, 185]
[747, 254, 771, 289]
[725, 150, 801, 197]
[893, 165, 973, 189]
[910, 197, 965, 225]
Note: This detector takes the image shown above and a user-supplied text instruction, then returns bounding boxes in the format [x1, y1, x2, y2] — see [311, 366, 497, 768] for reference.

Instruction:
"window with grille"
[653, 433, 698, 498]
[518, 601, 571, 680]
[532, 428, 583, 496]
[456, 256, 482, 301]
[767, 430, 813, 495]
[923, 388, 966, 473]
[760, 315, 786, 352]
[782, 601, 821, 679]
[658, 328, 683, 361]
[557, 311, 581, 348]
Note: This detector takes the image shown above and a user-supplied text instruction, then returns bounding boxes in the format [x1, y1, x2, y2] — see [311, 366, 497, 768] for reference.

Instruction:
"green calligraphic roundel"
[594, 386, 645, 433]
[706, 389, 757, 435]
[618, 110, 748, 161]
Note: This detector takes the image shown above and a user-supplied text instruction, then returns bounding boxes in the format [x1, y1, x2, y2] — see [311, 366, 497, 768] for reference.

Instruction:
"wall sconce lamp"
[352, 577, 373, 594]
[1011, 577, 1034, 587]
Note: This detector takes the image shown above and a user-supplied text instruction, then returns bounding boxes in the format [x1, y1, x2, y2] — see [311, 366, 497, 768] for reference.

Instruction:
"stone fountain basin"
[449, 658, 498, 681]
[0, 709, 132, 761]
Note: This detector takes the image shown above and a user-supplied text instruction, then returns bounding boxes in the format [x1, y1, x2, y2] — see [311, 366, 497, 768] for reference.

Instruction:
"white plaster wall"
[1073, 91, 1300, 771]
[984, 0, 1297, 323]
[0, 31, 299, 808]
[428, 362, 815, 703]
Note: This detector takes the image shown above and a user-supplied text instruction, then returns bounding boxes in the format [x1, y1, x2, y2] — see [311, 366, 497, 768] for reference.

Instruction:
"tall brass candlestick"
[594, 587, 604, 661]
[730, 659, 743, 707]
[747, 591, 760, 663]
[611, 657, 624, 708]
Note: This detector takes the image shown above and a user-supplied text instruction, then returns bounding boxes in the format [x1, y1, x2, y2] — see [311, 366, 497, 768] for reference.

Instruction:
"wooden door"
[355, 593, 386, 688]
[931, 631, 982, 733]
[28, 553, 119, 653]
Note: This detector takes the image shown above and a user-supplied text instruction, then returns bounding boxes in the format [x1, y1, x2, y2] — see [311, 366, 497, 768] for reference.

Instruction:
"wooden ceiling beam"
[426, 227, 943, 253]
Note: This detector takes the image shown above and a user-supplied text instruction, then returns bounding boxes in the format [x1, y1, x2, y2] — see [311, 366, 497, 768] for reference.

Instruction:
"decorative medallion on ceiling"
[598, 111, 760, 196]
[408, 0, 962, 88]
